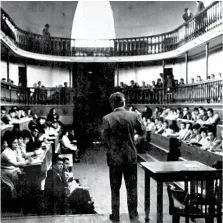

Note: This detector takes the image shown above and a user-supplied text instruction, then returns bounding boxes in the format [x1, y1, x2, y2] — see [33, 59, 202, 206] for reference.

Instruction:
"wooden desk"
[140, 161, 216, 223]
[1, 124, 14, 137]
[23, 144, 53, 190]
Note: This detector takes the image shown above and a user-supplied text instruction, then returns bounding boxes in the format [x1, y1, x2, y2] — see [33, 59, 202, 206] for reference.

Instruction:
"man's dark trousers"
[109, 163, 138, 219]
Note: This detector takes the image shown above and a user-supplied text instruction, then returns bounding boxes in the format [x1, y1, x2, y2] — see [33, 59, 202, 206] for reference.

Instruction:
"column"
[185, 52, 188, 84]
[205, 42, 209, 80]
[116, 63, 119, 87]
[7, 49, 10, 82]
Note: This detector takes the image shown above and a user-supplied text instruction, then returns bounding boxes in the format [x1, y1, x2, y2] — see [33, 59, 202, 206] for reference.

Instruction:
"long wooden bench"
[147, 132, 222, 167]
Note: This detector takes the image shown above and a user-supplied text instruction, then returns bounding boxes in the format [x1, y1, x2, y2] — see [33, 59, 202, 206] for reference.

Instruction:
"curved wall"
[2, 1, 197, 38]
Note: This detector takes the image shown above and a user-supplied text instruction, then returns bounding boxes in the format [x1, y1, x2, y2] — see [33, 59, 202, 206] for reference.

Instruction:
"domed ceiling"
[2, 1, 199, 39]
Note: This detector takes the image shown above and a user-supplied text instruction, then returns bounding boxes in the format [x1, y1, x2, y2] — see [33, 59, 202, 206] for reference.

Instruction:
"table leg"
[157, 181, 163, 223]
[145, 169, 150, 222]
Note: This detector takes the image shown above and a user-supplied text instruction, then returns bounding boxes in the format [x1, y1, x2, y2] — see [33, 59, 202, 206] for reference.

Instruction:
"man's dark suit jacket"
[102, 107, 146, 166]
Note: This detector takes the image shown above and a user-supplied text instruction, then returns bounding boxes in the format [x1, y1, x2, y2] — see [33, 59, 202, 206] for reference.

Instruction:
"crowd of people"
[132, 105, 222, 153]
[1, 106, 96, 215]
[118, 72, 222, 90]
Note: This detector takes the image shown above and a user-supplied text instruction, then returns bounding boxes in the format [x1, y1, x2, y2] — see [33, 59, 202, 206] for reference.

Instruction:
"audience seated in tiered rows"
[130, 105, 222, 153]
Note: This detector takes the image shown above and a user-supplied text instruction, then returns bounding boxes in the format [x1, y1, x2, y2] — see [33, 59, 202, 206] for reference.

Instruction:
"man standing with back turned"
[102, 92, 146, 222]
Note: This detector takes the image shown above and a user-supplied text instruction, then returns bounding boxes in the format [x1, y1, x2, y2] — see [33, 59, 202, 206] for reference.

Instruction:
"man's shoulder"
[104, 110, 137, 119]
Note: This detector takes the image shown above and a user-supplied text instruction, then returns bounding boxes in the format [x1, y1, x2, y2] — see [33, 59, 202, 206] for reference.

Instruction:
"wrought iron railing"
[1, 79, 222, 105]
[1, 1, 222, 57]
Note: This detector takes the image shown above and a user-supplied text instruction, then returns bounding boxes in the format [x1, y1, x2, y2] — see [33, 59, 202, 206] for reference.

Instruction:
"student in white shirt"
[162, 121, 174, 137]
[199, 127, 209, 150]
[61, 129, 77, 151]
[146, 118, 156, 132]
[203, 108, 219, 125]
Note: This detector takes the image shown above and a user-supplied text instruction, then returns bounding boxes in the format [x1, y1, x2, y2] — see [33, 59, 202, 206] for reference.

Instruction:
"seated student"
[188, 124, 202, 144]
[197, 107, 208, 122]
[15, 131, 39, 162]
[151, 107, 161, 119]
[26, 126, 42, 152]
[181, 122, 193, 142]
[142, 106, 152, 120]
[167, 122, 187, 140]
[68, 129, 77, 144]
[36, 117, 47, 134]
[211, 130, 223, 152]
[202, 108, 220, 126]
[198, 127, 210, 149]
[45, 157, 67, 214]
[47, 108, 59, 123]
[176, 108, 183, 119]
[203, 129, 218, 151]
[61, 129, 78, 152]
[182, 107, 192, 120]
[1, 109, 19, 125]
[160, 107, 170, 118]
[146, 117, 156, 132]
[155, 118, 164, 134]
[191, 107, 199, 122]
[1, 135, 31, 198]
[162, 121, 174, 137]
[51, 119, 61, 133]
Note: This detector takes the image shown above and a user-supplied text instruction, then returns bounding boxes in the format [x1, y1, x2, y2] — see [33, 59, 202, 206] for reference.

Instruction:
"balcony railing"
[1, 79, 222, 105]
[1, 1, 222, 57]
[1, 82, 75, 105]
[117, 79, 223, 104]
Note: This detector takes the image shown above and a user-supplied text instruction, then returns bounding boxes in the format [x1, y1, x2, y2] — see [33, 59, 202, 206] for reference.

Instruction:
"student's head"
[23, 130, 31, 144]
[191, 78, 194, 83]
[207, 130, 215, 141]
[176, 107, 182, 114]
[200, 127, 207, 138]
[49, 108, 56, 115]
[45, 24, 50, 29]
[200, 108, 206, 116]
[64, 82, 68, 87]
[130, 80, 134, 85]
[16, 131, 24, 145]
[186, 122, 192, 130]
[142, 81, 146, 86]
[207, 108, 214, 118]
[62, 129, 69, 136]
[109, 92, 125, 110]
[184, 8, 190, 13]
[196, 76, 201, 82]
[158, 118, 163, 126]
[144, 106, 149, 112]
[31, 127, 39, 137]
[180, 78, 184, 83]
[147, 117, 153, 124]
[9, 109, 16, 118]
[1, 106, 6, 116]
[180, 122, 186, 130]
[63, 157, 70, 171]
[211, 74, 215, 79]
[53, 157, 64, 173]
[37, 81, 42, 86]
[193, 107, 199, 115]
[154, 118, 159, 125]
[38, 117, 46, 125]
[152, 81, 155, 85]
[155, 107, 159, 112]
[163, 121, 169, 129]
[7, 135, 18, 151]
[183, 107, 189, 115]
[192, 124, 201, 135]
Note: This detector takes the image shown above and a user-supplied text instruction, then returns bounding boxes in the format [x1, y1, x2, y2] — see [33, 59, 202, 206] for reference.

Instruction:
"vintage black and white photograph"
[0, 0, 222, 223]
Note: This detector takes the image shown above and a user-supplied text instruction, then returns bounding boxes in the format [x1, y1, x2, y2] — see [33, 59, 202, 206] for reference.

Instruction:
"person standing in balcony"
[196, 1, 205, 14]
[196, 1, 206, 34]
[182, 8, 193, 22]
[42, 24, 51, 54]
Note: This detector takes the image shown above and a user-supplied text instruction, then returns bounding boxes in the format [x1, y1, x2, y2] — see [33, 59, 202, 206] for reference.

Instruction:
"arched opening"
[71, 0, 115, 49]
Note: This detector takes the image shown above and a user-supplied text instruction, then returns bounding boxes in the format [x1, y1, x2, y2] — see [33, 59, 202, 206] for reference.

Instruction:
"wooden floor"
[2, 145, 208, 222]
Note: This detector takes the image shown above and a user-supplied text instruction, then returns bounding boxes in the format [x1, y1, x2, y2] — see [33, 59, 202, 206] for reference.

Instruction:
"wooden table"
[140, 161, 216, 223]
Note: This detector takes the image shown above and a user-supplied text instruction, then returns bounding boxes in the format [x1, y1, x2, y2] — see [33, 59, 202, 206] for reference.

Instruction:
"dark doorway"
[72, 63, 115, 150]
[18, 66, 27, 87]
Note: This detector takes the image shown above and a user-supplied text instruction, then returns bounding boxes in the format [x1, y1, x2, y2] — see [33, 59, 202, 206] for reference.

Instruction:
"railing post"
[116, 63, 119, 87]
[205, 42, 209, 80]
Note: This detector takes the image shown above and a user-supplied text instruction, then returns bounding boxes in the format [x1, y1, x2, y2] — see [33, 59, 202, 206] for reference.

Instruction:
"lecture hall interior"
[0, 1, 223, 223]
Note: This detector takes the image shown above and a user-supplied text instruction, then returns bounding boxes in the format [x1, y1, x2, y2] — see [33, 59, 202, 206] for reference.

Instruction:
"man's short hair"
[207, 108, 214, 114]
[192, 124, 201, 130]
[53, 157, 64, 165]
[185, 8, 189, 12]
[45, 24, 50, 28]
[109, 92, 125, 109]
[63, 157, 69, 163]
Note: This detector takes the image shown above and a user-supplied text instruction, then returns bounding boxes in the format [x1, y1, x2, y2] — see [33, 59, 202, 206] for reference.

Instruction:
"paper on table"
[183, 164, 199, 168]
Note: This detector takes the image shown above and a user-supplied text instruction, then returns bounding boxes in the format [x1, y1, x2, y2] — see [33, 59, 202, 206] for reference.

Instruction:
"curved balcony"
[1, 1, 223, 62]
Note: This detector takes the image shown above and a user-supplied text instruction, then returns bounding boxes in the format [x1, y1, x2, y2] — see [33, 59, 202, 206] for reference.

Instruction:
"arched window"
[71, 0, 115, 48]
